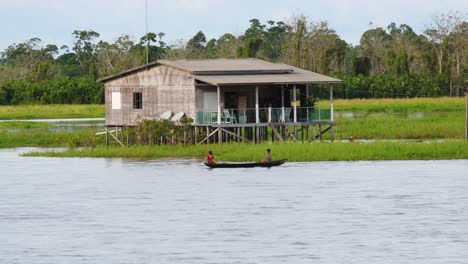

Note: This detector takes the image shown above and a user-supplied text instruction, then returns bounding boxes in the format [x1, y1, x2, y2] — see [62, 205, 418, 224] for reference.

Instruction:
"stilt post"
[319, 125, 322, 141]
[465, 88, 468, 140]
[105, 126, 109, 146]
[330, 84, 334, 122]
[312, 125, 316, 141]
[306, 84, 309, 121]
[331, 125, 335, 142]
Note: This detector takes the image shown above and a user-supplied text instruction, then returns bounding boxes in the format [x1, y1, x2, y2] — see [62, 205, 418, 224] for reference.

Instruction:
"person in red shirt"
[206, 150, 216, 164]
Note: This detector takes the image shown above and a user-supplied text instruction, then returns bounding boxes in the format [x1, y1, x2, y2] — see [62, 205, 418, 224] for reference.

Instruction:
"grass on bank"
[23, 141, 468, 161]
[316, 97, 466, 140]
[333, 112, 465, 140]
[316, 97, 464, 113]
[0, 128, 104, 148]
[0, 97, 466, 149]
[0, 104, 104, 120]
[0, 121, 51, 129]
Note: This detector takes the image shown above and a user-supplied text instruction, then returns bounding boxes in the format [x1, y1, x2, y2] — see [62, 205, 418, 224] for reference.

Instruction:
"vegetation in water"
[314, 97, 465, 140]
[128, 117, 197, 145]
[0, 104, 104, 119]
[23, 141, 468, 162]
[0, 128, 104, 148]
[0, 97, 465, 152]
[317, 97, 465, 113]
[0, 121, 51, 129]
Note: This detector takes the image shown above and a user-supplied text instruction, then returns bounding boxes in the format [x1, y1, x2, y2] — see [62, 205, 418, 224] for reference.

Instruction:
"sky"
[0, 0, 466, 51]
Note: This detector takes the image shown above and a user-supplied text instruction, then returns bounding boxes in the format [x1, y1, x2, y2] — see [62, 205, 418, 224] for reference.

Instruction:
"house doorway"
[224, 92, 239, 109]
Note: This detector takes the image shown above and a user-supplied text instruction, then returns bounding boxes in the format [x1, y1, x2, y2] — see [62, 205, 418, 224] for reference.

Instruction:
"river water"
[1, 148, 467, 264]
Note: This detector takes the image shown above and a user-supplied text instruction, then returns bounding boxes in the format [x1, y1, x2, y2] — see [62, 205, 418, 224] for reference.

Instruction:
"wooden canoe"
[204, 159, 287, 168]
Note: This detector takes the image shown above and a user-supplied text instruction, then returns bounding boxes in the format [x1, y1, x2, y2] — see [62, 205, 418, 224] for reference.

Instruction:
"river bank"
[2, 97, 467, 161]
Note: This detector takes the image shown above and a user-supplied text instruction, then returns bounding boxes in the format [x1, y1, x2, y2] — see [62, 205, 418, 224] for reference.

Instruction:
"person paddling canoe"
[206, 150, 216, 164]
[261, 149, 272, 163]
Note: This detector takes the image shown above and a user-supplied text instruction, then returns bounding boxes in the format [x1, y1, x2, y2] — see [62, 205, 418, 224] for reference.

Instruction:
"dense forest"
[0, 12, 466, 104]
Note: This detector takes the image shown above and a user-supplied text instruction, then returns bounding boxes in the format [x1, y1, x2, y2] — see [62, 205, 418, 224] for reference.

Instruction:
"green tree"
[138, 32, 167, 63]
[186, 31, 207, 58]
[72, 30, 100, 78]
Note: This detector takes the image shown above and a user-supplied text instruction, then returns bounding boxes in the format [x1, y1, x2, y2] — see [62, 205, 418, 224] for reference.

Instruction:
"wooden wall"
[105, 65, 196, 126]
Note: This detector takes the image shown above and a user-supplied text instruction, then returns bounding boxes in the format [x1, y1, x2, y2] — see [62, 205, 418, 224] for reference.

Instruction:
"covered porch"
[195, 83, 334, 125]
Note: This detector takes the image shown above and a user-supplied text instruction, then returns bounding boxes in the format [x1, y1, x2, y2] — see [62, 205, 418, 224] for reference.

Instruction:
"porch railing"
[195, 107, 331, 125]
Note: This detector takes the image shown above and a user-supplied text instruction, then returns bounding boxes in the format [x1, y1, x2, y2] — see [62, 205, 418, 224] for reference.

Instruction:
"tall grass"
[0, 104, 104, 120]
[0, 128, 104, 148]
[317, 97, 464, 112]
[0, 121, 51, 129]
[314, 97, 465, 139]
[24, 141, 468, 161]
[333, 112, 465, 140]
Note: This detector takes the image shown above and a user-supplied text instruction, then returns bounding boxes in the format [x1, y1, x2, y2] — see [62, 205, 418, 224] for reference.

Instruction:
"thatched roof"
[97, 58, 341, 85]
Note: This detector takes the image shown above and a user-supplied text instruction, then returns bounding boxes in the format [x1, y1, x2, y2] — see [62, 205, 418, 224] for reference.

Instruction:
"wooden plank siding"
[104, 65, 196, 126]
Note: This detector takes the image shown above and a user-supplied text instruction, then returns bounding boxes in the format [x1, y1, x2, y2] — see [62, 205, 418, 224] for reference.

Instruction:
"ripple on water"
[0, 149, 468, 264]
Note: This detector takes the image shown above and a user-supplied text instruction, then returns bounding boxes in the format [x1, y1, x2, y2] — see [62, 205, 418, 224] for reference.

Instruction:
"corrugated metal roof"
[193, 65, 341, 85]
[158, 58, 293, 75]
[97, 61, 160, 83]
[97, 59, 341, 84]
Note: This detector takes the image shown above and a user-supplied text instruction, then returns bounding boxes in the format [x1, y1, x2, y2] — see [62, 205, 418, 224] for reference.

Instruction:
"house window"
[133, 92, 143, 109]
[111, 92, 121, 109]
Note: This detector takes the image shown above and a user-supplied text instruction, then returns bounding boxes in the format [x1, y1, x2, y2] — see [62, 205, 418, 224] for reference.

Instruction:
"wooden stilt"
[331, 125, 335, 142]
[319, 125, 322, 141]
[312, 125, 317, 141]
[109, 128, 125, 147]
[301, 125, 304, 143]
[199, 128, 220, 145]
[105, 127, 109, 146]
[218, 127, 251, 142]
[126, 126, 129, 145]
[465, 89, 468, 140]
[271, 125, 284, 142]
[255, 127, 259, 143]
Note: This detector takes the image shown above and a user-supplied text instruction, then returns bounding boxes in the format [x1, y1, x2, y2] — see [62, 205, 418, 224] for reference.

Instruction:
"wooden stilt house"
[98, 58, 341, 143]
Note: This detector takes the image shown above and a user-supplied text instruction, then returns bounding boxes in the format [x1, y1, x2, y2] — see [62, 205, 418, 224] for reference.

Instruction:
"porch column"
[217, 85, 222, 143]
[330, 84, 334, 122]
[255, 86, 259, 123]
[281, 85, 285, 122]
[330, 84, 334, 142]
[217, 85, 221, 124]
[293, 84, 297, 123]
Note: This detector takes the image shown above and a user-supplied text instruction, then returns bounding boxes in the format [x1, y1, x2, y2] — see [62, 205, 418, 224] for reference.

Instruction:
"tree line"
[0, 11, 466, 104]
